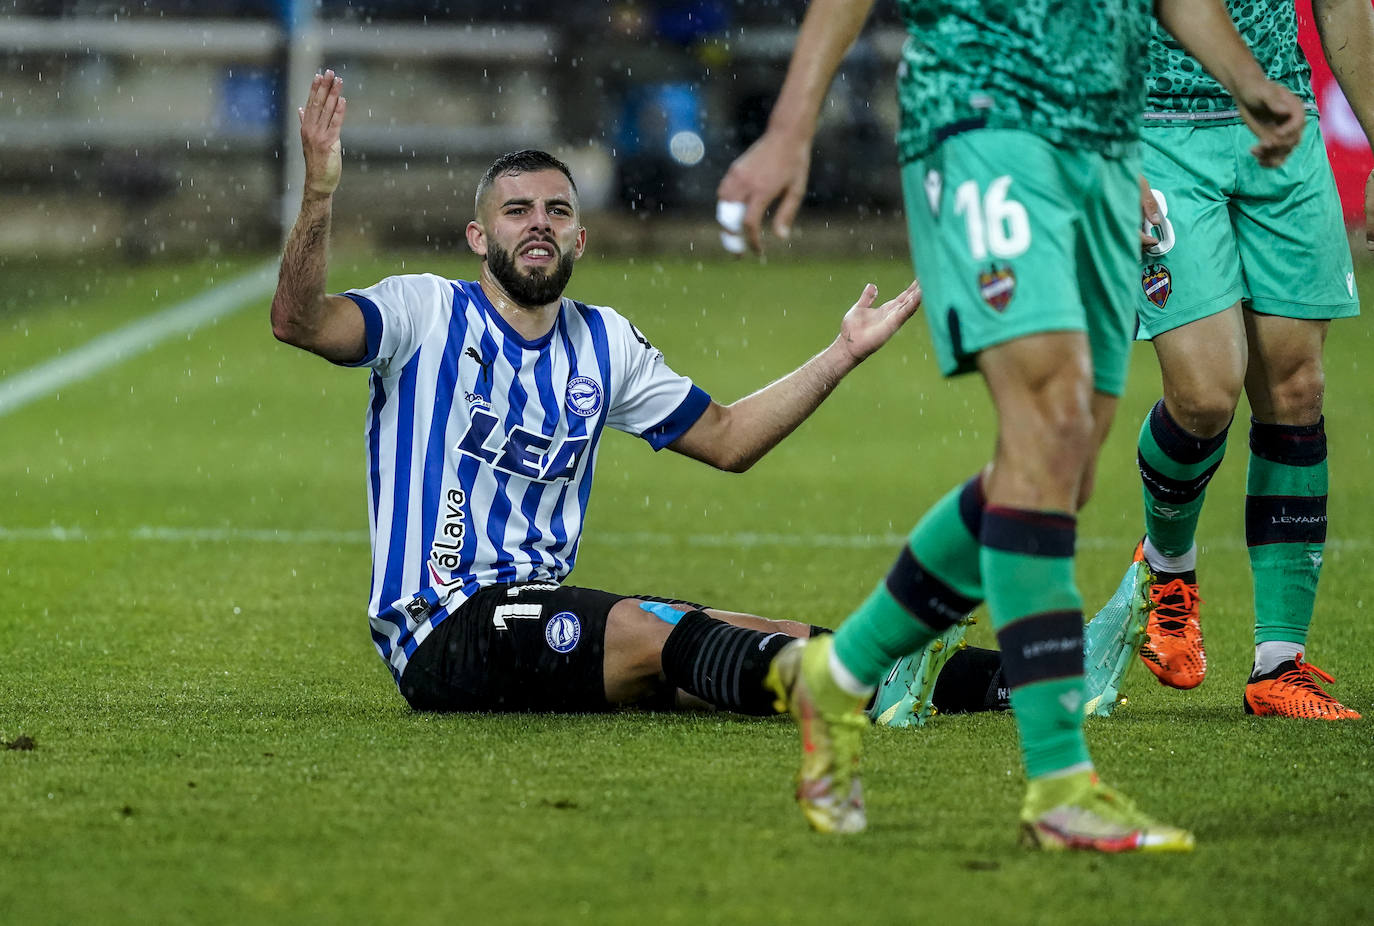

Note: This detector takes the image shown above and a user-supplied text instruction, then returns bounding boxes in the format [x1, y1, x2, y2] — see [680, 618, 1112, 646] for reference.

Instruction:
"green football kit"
[1131, 0, 1359, 683]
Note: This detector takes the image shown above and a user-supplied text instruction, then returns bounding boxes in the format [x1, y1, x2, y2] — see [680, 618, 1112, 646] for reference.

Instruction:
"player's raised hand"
[300, 69, 347, 198]
[1234, 78, 1305, 167]
[716, 129, 812, 256]
[836, 279, 922, 363]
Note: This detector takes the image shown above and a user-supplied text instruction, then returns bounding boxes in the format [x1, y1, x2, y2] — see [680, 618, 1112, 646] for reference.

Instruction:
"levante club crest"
[978, 264, 1016, 311]
[1142, 263, 1172, 308]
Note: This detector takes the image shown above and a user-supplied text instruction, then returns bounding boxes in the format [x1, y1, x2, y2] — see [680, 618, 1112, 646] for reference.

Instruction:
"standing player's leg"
[763, 477, 982, 831]
[979, 332, 1188, 851]
[977, 330, 1097, 781]
[1228, 114, 1361, 719]
[1131, 122, 1248, 690]
[1239, 314, 1358, 718]
[1010, 148, 1193, 851]
[1134, 306, 1245, 688]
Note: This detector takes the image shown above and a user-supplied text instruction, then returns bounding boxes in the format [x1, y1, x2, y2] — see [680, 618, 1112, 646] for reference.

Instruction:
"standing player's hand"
[300, 69, 347, 198]
[835, 279, 922, 364]
[716, 130, 812, 256]
[1234, 79, 1305, 167]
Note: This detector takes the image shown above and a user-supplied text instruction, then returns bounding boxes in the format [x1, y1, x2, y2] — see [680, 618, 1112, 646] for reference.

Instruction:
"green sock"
[1137, 399, 1229, 557]
[1246, 419, 1328, 647]
[833, 476, 984, 686]
[982, 507, 1088, 780]
[908, 476, 983, 600]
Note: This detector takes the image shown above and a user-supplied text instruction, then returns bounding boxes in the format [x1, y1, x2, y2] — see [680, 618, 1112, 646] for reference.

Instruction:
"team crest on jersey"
[1142, 264, 1172, 308]
[545, 611, 581, 653]
[978, 265, 1016, 312]
[565, 376, 603, 418]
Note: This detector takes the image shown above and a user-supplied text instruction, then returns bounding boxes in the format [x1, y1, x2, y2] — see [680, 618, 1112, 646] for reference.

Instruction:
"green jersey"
[1145, 0, 1315, 119]
[893, 0, 1153, 163]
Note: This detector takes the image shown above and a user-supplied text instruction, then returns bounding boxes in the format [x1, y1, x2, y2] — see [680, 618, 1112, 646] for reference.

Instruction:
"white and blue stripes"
[339, 274, 709, 681]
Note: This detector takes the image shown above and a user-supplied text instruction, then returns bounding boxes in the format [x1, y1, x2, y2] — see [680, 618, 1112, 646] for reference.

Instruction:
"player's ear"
[572, 225, 587, 260]
[466, 220, 487, 257]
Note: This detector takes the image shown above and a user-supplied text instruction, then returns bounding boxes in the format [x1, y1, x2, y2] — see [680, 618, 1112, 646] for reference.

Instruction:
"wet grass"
[1, 252, 1371, 924]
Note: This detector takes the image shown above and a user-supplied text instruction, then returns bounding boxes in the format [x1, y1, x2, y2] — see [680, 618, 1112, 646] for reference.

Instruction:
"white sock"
[1253, 641, 1303, 676]
[1143, 538, 1197, 575]
[827, 645, 875, 698]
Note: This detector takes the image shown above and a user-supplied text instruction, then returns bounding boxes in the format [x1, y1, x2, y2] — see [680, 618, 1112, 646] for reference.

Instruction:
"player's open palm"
[300, 69, 347, 198]
[837, 279, 922, 363]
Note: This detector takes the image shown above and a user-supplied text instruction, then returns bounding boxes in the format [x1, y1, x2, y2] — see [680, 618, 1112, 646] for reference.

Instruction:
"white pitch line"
[0, 258, 279, 418]
[1, 524, 1369, 553]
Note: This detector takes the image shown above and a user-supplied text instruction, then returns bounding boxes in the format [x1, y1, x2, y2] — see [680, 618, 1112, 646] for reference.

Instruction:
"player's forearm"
[271, 193, 335, 346]
[1314, 0, 1374, 148]
[763, 0, 878, 141]
[702, 341, 856, 473]
[1154, 0, 1268, 99]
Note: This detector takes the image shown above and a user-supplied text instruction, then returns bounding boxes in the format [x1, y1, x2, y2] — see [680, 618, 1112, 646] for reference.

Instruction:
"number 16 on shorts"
[952, 175, 1032, 260]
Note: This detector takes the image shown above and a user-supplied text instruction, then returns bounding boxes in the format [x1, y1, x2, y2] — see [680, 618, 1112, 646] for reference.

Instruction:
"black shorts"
[398, 583, 702, 713]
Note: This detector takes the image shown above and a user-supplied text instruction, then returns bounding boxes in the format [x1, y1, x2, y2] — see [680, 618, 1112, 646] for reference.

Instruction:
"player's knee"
[1024, 390, 1096, 463]
[995, 403, 1095, 504]
[605, 599, 675, 670]
[1265, 363, 1325, 425]
[1165, 387, 1238, 438]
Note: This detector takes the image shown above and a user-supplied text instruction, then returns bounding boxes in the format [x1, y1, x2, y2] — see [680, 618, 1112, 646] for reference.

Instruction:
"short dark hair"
[475, 149, 578, 214]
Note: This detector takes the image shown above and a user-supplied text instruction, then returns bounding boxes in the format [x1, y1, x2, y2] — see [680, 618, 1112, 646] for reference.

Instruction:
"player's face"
[472, 169, 585, 307]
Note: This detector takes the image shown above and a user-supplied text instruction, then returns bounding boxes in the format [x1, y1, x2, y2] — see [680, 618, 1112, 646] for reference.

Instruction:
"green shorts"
[901, 129, 1140, 396]
[1136, 114, 1359, 339]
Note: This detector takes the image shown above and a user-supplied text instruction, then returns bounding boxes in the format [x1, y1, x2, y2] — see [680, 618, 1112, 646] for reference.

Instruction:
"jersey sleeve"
[602, 313, 710, 450]
[336, 273, 451, 375]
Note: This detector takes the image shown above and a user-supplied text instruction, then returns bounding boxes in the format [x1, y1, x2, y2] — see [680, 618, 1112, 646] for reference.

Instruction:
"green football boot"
[766, 637, 869, 834]
[1082, 560, 1154, 717]
[1020, 770, 1194, 852]
[868, 618, 973, 728]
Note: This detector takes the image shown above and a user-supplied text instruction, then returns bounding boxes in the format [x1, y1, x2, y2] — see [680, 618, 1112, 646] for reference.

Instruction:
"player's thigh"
[902, 131, 1083, 379]
[1136, 123, 1243, 340]
[1234, 116, 1359, 322]
[1151, 301, 1247, 416]
[399, 583, 618, 712]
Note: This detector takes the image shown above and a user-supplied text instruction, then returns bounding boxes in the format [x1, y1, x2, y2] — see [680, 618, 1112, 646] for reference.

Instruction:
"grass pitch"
[1, 249, 1371, 924]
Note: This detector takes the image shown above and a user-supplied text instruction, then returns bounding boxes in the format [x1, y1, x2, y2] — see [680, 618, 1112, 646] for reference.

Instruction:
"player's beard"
[486, 238, 575, 307]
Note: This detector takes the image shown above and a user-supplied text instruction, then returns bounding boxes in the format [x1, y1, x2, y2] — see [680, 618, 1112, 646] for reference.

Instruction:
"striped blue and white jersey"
[340, 274, 710, 681]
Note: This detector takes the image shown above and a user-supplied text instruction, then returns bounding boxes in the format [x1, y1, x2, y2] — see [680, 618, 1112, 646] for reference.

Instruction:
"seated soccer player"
[270, 70, 927, 717]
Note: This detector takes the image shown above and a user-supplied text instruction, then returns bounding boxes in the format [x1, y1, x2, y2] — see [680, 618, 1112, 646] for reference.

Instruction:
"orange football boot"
[1244, 654, 1362, 720]
[1133, 541, 1206, 689]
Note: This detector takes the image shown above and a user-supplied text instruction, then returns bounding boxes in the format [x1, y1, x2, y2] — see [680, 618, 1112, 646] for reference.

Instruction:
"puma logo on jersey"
[465, 346, 493, 383]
